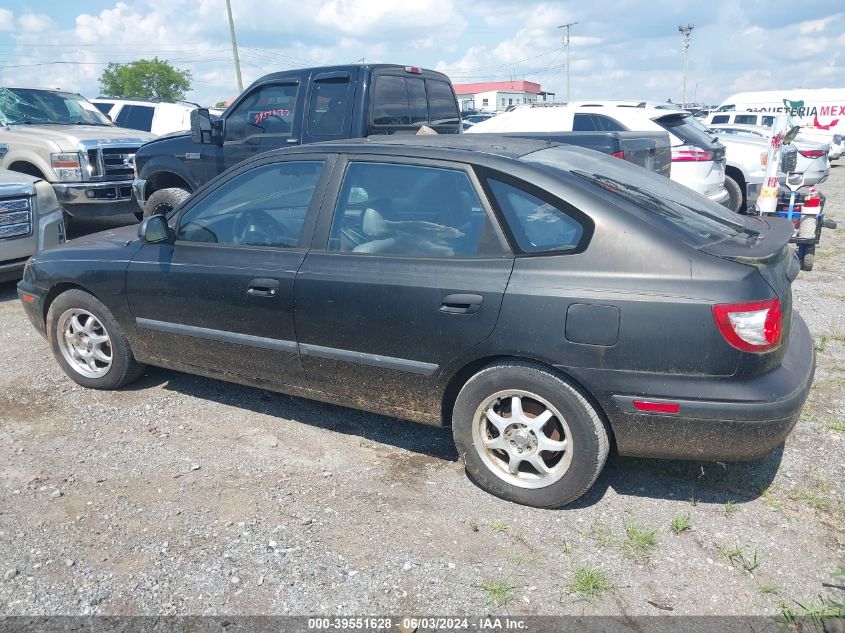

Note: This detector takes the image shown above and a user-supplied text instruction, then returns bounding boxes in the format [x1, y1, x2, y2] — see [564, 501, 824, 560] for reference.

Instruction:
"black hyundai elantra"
[17, 136, 815, 507]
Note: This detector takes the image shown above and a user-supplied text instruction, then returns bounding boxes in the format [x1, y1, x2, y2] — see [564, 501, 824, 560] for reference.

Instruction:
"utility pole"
[678, 23, 694, 108]
[558, 21, 577, 102]
[225, 0, 244, 93]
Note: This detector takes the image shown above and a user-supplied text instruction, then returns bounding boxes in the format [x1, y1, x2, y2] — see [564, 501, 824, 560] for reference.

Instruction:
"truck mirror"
[138, 214, 171, 243]
[191, 108, 213, 144]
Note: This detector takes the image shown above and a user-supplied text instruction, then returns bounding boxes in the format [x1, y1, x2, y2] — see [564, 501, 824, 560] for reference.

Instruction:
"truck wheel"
[452, 361, 609, 508]
[801, 246, 815, 272]
[46, 289, 146, 390]
[724, 175, 744, 213]
[144, 187, 190, 218]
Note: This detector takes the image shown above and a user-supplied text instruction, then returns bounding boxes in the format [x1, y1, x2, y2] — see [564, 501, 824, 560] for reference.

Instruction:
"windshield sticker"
[254, 109, 290, 124]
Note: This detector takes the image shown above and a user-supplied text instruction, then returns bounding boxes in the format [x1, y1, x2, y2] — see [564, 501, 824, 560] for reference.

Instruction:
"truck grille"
[101, 148, 137, 180]
[0, 197, 32, 240]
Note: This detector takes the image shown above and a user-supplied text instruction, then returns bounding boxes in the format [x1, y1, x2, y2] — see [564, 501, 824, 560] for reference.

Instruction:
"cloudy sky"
[0, 0, 842, 107]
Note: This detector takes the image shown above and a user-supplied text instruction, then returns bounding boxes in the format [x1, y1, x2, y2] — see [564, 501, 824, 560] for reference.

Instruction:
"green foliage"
[490, 521, 508, 534]
[99, 58, 192, 101]
[670, 514, 692, 535]
[623, 525, 658, 560]
[474, 579, 518, 606]
[568, 567, 612, 600]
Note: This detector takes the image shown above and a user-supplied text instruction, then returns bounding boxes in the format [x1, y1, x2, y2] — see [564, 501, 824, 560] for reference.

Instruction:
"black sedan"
[17, 136, 815, 508]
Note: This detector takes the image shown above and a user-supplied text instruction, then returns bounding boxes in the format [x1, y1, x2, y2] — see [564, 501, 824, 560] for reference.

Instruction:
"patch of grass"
[716, 543, 762, 573]
[724, 500, 738, 516]
[474, 579, 518, 606]
[830, 329, 845, 343]
[831, 569, 845, 578]
[490, 521, 508, 534]
[512, 529, 528, 546]
[759, 585, 779, 595]
[815, 336, 829, 353]
[760, 486, 783, 512]
[623, 525, 658, 561]
[827, 420, 845, 432]
[670, 514, 692, 535]
[830, 364, 845, 373]
[568, 567, 612, 601]
[777, 596, 845, 628]
[557, 539, 574, 555]
[789, 488, 838, 514]
[505, 549, 539, 567]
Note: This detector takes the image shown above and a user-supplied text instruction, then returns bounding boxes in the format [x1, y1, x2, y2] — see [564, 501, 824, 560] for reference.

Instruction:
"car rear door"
[125, 154, 334, 387]
[293, 156, 514, 414]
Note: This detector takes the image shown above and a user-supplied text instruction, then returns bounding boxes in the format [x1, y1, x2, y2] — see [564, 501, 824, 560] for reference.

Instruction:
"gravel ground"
[0, 171, 843, 618]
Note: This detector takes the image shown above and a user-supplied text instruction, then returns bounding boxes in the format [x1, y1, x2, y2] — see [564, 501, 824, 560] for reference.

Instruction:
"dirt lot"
[0, 176, 843, 618]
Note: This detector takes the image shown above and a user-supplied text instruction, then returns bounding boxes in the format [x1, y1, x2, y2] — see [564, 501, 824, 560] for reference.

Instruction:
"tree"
[99, 58, 192, 101]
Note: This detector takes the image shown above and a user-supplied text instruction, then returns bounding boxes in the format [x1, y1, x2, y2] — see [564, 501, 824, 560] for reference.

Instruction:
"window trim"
[171, 153, 336, 252]
[223, 80, 301, 143]
[475, 167, 594, 257]
[308, 153, 513, 259]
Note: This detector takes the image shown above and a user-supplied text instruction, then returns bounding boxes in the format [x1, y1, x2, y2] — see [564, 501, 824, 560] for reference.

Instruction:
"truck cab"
[133, 64, 462, 217]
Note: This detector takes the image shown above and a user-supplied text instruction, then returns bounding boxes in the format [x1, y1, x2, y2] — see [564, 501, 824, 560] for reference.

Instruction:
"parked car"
[462, 112, 496, 130]
[91, 98, 196, 136]
[18, 135, 814, 508]
[710, 124, 830, 186]
[0, 169, 65, 282]
[132, 64, 462, 217]
[705, 111, 843, 159]
[469, 102, 729, 205]
[716, 89, 845, 139]
[0, 87, 155, 220]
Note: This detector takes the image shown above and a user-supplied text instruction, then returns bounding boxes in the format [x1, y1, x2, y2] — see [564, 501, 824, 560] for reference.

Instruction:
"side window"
[487, 178, 584, 253]
[328, 162, 500, 257]
[762, 115, 775, 126]
[372, 76, 409, 125]
[734, 114, 757, 125]
[427, 80, 459, 123]
[117, 105, 154, 131]
[593, 114, 627, 131]
[93, 102, 112, 115]
[176, 161, 324, 248]
[710, 115, 729, 124]
[225, 83, 299, 142]
[308, 78, 351, 137]
[572, 113, 598, 131]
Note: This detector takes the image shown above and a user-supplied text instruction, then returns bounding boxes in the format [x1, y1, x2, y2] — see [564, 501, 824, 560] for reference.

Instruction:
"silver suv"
[0, 87, 155, 220]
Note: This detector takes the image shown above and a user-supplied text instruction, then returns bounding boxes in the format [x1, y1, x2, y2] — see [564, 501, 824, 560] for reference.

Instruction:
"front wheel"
[46, 289, 145, 390]
[724, 175, 744, 213]
[452, 361, 609, 508]
[143, 187, 190, 218]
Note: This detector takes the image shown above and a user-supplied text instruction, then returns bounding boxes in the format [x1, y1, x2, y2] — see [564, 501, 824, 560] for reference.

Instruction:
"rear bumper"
[564, 313, 815, 461]
[707, 187, 730, 206]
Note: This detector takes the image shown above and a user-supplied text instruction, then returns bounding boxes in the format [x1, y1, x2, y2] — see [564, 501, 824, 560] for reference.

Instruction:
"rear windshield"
[522, 146, 748, 247]
[656, 113, 716, 147]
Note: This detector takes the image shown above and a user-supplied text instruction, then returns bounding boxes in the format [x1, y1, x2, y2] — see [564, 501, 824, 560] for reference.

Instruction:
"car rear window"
[522, 146, 747, 248]
[427, 79, 460, 124]
[655, 113, 716, 147]
[710, 114, 729, 124]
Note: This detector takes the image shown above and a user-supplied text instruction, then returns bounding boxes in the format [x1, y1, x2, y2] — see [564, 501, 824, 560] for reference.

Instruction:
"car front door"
[125, 154, 334, 387]
[294, 157, 514, 415]
[222, 80, 305, 171]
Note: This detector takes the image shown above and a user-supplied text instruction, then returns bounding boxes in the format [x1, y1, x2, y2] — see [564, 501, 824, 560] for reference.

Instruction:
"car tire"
[452, 361, 609, 508]
[801, 252, 814, 272]
[724, 175, 744, 213]
[144, 187, 190, 218]
[46, 289, 146, 390]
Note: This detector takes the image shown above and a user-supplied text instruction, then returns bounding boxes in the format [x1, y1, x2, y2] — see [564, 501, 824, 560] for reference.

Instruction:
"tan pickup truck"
[0, 169, 65, 282]
[0, 87, 154, 220]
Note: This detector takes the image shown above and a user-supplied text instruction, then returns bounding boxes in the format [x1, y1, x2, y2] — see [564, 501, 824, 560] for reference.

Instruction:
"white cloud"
[0, 8, 13, 31]
[18, 13, 55, 34]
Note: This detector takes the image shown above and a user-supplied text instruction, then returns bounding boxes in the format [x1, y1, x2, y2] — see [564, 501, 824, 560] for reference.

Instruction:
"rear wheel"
[452, 361, 609, 508]
[801, 246, 815, 272]
[724, 175, 744, 213]
[47, 289, 145, 390]
[144, 187, 190, 218]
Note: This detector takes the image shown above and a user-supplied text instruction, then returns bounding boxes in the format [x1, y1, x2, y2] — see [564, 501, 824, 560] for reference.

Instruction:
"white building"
[453, 80, 551, 113]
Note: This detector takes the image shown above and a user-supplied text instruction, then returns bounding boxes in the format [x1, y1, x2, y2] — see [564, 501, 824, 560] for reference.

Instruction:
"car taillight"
[610, 150, 625, 159]
[671, 146, 714, 162]
[404, 66, 422, 74]
[798, 149, 826, 159]
[712, 298, 782, 353]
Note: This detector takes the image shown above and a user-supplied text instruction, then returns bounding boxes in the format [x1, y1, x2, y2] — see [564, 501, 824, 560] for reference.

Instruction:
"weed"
[581, 521, 614, 547]
[512, 529, 528, 545]
[789, 488, 838, 515]
[759, 585, 779, 595]
[827, 420, 845, 432]
[689, 490, 699, 506]
[469, 520, 479, 532]
[623, 525, 658, 560]
[777, 596, 845, 628]
[717, 543, 762, 573]
[815, 336, 828, 352]
[724, 500, 737, 516]
[557, 539, 574, 555]
[568, 567, 612, 601]
[760, 486, 783, 512]
[474, 579, 519, 606]
[670, 514, 692, 535]
[505, 549, 539, 567]
[490, 521, 508, 534]
[831, 569, 845, 578]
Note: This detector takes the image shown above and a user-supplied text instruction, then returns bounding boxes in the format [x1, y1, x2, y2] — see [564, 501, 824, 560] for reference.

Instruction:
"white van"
[716, 89, 845, 137]
[91, 98, 195, 136]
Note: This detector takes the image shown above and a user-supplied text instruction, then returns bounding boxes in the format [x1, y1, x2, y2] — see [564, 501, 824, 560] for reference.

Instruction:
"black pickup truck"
[132, 64, 462, 216]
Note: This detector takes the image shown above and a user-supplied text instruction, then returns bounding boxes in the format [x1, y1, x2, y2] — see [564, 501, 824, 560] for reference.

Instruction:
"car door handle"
[247, 278, 280, 297]
[440, 293, 483, 315]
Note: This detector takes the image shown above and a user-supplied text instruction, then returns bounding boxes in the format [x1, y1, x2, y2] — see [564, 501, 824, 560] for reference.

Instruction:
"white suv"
[91, 98, 195, 136]
[470, 101, 729, 205]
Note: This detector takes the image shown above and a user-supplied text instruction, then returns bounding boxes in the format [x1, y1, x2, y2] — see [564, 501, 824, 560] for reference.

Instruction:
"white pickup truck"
[0, 169, 65, 282]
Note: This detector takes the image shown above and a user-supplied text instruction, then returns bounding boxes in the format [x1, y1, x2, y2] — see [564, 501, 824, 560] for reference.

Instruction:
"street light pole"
[225, 0, 244, 93]
[678, 23, 694, 108]
[558, 21, 577, 102]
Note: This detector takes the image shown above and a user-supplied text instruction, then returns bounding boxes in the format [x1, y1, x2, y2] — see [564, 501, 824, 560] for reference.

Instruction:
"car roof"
[252, 63, 448, 85]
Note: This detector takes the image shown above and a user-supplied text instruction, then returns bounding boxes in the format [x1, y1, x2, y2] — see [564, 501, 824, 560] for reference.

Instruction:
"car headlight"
[51, 152, 83, 182]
